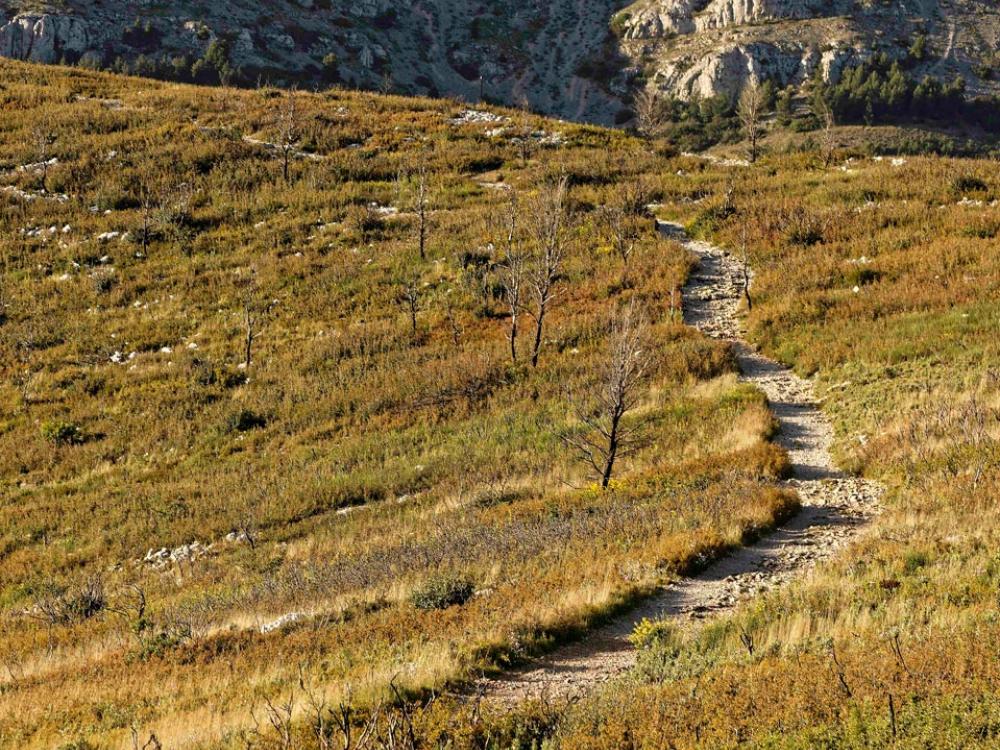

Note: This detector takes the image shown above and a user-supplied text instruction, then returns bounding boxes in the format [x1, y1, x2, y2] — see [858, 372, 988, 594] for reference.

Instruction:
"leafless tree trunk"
[738, 78, 765, 164]
[401, 278, 420, 339]
[494, 190, 523, 362]
[416, 163, 429, 260]
[243, 301, 257, 367]
[527, 176, 571, 368]
[515, 96, 535, 167]
[30, 126, 55, 189]
[276, 92, 301, 184]
[241, 290, 275, 368]
[815, 97, 837, 168]
[738, 222, 752, 311]
[601, 201, 641, 289]
[564, 300, 651, 488]
[633, 87, 664, 139]
[138, 178, 157, 255]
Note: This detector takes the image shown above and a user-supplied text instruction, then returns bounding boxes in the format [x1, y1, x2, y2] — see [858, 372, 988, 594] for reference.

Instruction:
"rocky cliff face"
[620, 0, 999, 103]
[0, 13, 88, 63]
[0, 0, 996, 122]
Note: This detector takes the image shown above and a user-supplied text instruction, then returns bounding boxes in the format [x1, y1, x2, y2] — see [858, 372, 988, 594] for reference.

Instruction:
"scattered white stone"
[260, 611, 306, 634]
[449, 109, 508, 125]
[2, 185, 70, 203]
[368, 202, 398, 216]
[143, 540, 212, 569]
[16, 158, 58, 173]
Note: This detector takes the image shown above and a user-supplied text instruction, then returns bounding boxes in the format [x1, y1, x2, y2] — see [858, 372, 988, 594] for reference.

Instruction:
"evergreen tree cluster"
[816, 54, 1000, 131]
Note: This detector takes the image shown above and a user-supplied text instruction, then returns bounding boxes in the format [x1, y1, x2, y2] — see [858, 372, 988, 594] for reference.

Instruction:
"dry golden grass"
[0, 61, 796, 749]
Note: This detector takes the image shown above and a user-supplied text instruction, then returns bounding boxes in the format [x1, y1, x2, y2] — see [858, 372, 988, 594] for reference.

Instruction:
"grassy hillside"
[4, 59, 1000, 750]
[505, 146, 1000, 746]
[0, 62, 797, 748]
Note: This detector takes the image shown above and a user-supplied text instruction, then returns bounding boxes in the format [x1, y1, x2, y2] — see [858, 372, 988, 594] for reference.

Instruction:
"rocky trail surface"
[476, 221, 882, 703]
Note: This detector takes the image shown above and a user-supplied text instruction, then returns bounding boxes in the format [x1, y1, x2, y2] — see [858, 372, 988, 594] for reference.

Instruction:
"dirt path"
[477, 221, 882, 702]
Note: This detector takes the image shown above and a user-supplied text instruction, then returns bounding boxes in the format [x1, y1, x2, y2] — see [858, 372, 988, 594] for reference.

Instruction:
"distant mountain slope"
[1, 0, 997, 121]
[619, 0, 1000, 102]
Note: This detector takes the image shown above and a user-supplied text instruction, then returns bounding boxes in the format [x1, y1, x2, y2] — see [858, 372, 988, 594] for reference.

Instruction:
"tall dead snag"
[514, 96, 535, 167]
[400, 277, 420, 339]
[738, 221, 752, 311]
[30, 126, 56, 187]
[491, 189, 524, 362]
[527, 176, 571, 368]
[814, 96, 837, 168]
[241, 285, 276, 368]
[738, 78, 765, 164]
[565, 300, 651, 489]
[275, 92, 301, 184]
[633, 87, 664, 140]
[416, 163, 429, 260]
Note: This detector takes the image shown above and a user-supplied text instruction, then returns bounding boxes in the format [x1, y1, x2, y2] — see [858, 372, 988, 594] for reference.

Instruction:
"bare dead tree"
[241, 287, 276, 368]
[814, 96, 837, 167]
[30, 126, 56, 187]
[400, 277, 420, 339]
[251, 691, 296, 750]
[564, 300, 651, 488]
[493, 190, 524, 362]
[275, 92, 301, 184]
[526, 176, 572, 368]
[738, 221, 753, 311]
[500, 249, 526, 363]
[444, 294, 463, 348]
[135, 173, 160, 255]
[738, 78, 765, 164]
[633, 87, 664, 139]
[601, 199, 642, 289]
[130, 725, 162, 750]
[297, 665, 332, 750]
[515, 96, 535, 167]
[416, 163, 429, 261]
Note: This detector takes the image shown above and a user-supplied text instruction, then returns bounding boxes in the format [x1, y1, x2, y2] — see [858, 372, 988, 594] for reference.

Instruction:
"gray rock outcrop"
[0, 14, 89, 63]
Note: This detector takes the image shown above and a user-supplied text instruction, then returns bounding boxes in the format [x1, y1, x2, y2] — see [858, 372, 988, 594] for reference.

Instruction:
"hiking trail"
[477, 221, 882, 703]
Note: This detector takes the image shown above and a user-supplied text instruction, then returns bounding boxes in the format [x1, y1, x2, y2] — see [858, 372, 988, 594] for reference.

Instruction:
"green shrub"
[952, 175, 989, 195]
[41, 421, 85, 446]
[630, 617, 679, 650]
[411, 575, 475, 610]
[225, 408, 267, 433]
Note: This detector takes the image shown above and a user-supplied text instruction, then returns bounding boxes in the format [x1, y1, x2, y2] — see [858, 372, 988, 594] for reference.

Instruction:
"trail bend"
[475, 221, 882, 703]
